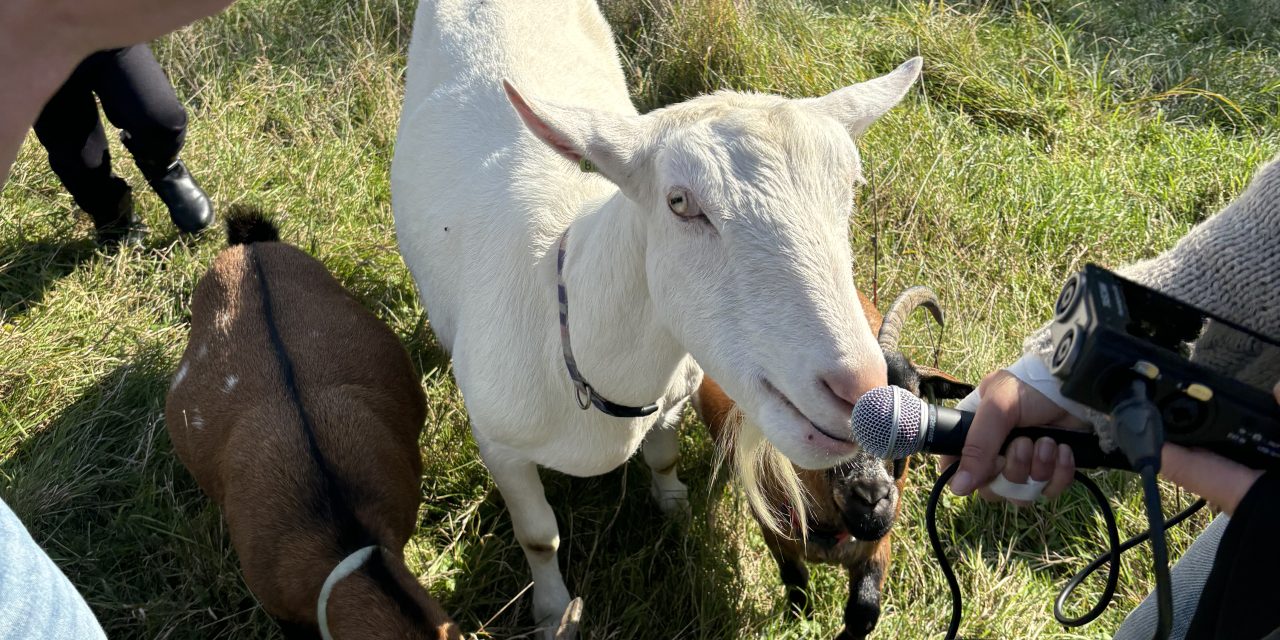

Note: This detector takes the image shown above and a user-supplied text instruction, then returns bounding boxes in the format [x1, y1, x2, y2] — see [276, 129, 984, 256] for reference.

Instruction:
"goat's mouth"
[840, 496, 898, 540]
[760, 378, 857, 451]
[842, 511, 895, 542]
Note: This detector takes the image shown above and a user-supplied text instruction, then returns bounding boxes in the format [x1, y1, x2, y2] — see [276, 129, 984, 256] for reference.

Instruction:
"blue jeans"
[0, 498, 106, 639]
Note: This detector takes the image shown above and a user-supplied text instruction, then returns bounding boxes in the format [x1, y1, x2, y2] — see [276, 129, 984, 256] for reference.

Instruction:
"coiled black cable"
[927, 461, 1205, 640]
[1055, 492, 1205, 628]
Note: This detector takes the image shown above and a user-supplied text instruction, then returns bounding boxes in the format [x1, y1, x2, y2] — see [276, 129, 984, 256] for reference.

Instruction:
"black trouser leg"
[90, 44, 188, 177]
[33, 53, 130, 215]
[93, 44, 212, 233]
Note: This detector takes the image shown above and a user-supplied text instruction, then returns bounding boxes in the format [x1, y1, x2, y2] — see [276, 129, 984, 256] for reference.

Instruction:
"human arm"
[0, 0, 233, 182]
[0, 8, 82, 184]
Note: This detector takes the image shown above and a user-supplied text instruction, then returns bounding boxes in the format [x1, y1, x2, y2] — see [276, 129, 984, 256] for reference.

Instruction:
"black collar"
[556, 228, 659, 418]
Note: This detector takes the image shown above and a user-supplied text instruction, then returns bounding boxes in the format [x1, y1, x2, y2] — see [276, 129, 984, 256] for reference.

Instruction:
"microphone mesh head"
[851, 385, 925, 459]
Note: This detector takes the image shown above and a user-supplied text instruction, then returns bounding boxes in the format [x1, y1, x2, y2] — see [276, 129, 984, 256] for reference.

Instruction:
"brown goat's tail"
[225, 205, 280, 246]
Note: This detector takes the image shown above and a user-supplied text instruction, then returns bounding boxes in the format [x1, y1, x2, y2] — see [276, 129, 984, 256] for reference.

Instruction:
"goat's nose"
[820, 369, 874, 410]
[850, 482, 892, 508]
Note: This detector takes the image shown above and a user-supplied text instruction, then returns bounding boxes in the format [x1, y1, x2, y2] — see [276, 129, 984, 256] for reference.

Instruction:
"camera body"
[1049, 264, 1280, 470]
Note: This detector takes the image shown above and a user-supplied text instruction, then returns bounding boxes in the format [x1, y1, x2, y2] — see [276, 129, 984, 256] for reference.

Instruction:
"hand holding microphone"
[954, 370, 1269, 514]
[852, 372, 1102, 503]
[851, 368, 1272, 513]
[945, 369, 1092, 502]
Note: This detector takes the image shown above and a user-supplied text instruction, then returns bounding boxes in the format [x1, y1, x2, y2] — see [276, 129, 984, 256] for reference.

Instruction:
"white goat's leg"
[644, 398, 690, 517]
[485, 453, 573, 636]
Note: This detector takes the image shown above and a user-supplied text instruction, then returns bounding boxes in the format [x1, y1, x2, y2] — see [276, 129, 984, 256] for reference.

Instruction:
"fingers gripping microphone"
[851, 385, 1132, 470]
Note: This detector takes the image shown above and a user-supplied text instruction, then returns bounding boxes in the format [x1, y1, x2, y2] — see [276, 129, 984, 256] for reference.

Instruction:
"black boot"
[85, 179, 147, 248]
[143, 159, 214, 233]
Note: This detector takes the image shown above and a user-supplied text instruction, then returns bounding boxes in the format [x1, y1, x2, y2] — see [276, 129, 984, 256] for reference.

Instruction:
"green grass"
[2, 0, 1277, 637]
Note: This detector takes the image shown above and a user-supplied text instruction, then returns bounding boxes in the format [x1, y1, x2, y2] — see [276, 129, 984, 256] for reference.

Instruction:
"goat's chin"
[748, 396, 860, 470]
[848, 519, 895, 542]
[843, 508, 897, 542]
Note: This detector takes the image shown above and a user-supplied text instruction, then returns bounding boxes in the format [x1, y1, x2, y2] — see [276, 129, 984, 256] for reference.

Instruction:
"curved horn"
[878, 286, 944, 351]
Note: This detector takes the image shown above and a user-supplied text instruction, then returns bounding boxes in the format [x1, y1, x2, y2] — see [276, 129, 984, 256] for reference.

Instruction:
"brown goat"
[695, 287, 973, 640]
[164, 208, 462, 640]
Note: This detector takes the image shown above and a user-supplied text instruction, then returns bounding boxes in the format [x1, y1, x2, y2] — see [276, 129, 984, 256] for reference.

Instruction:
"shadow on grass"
[403, 393, 779, 639]
[0, 237, 99, 321]
[438, 446, 770, 639]
[0, 207, 210, 324]
[0, 345, 276, 640]
[920, 466, 1191, 632]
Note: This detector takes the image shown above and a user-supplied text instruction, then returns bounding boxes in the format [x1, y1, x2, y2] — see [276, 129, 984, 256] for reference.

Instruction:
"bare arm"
[0, 9, 80, 183]
[0, 0, 233, 182]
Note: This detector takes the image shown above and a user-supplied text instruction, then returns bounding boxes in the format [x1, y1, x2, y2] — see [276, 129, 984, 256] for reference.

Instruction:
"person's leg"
[1112, 514, 1228, 640]
[93, 44, 212, 233]
[0, 497, 107, 639]
[32, 53, 143, 246]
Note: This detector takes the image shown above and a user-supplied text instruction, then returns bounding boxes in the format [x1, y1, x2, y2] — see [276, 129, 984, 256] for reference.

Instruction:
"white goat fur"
[392, 0, 919, 631]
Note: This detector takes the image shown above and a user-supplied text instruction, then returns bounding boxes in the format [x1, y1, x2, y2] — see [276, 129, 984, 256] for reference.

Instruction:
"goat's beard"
[711, 407, 812, 540]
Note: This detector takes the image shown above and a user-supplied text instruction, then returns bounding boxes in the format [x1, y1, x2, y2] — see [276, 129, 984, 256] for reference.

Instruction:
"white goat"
[392, 1, 919, 634]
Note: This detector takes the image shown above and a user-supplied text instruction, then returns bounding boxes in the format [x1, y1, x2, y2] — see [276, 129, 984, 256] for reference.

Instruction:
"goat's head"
[504, 58, 922, 469]
[818, 451, 902, 543]
[877, 286, 976, 401]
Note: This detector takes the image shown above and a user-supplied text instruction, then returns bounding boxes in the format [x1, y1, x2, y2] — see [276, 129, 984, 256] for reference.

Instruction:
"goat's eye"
[666, 187, 699, 218]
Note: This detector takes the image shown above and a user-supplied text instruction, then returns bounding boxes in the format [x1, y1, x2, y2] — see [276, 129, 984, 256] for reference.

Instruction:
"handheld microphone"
[851, 385, 1133, 470]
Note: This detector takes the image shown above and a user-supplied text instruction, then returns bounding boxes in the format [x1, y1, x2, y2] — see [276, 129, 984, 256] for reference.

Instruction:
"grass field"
[2, 0, 1278, 638]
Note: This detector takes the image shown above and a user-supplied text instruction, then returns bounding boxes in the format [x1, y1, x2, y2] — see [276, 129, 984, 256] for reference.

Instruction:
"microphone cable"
[1054, 493, 1205, 627]
[926, 461, 1206, 640]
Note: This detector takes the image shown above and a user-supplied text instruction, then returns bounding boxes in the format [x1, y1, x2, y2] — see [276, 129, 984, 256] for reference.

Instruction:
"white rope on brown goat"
[317, 545, 378, 640]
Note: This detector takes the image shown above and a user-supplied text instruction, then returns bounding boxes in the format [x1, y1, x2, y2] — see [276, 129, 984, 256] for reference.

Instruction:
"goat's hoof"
[553, 597, 583, 640]
[651, 483, 691, 519]
[834, 627, 871, 640]
[841, 601, 879, 640]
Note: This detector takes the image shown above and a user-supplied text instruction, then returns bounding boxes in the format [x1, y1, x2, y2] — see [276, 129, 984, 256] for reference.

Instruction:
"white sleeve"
[953, 353, 1094, 423]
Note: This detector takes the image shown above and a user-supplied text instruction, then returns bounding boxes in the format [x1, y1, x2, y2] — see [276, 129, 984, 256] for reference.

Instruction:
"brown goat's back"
[165, 238, 452, 635]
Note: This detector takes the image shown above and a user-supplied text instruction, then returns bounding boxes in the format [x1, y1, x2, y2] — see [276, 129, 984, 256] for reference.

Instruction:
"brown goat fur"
[696, 289, 972, 640]
[165, 210, 461, 639]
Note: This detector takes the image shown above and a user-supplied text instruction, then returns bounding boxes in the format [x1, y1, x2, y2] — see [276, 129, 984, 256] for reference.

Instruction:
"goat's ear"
[800, 57, 922, 138]
[503, 79, 648, 197]
[914, 364, 975, 400]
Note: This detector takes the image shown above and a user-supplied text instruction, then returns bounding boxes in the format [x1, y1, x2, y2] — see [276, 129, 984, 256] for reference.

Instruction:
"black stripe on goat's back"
[247, 245, 375, 557]
[226, 204, 281, 246]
